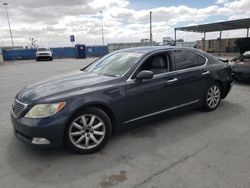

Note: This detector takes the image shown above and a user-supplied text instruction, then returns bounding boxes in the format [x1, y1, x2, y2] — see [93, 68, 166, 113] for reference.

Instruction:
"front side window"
[135, 53, 170, 76]
[173, 50, 206, 70]
[84, 52, 143, 77]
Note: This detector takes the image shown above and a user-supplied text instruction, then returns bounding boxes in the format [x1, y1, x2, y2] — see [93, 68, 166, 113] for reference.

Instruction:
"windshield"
[84, 52, 143, 77]
[37, 48, 50, 52]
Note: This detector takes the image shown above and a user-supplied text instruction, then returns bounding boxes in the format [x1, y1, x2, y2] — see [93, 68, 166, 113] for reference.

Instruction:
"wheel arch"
[64, 102, 117, 141]
[213, 80, 227, 99]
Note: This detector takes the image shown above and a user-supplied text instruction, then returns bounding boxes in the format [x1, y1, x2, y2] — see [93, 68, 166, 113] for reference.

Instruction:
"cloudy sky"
[0, 0, 250, 47]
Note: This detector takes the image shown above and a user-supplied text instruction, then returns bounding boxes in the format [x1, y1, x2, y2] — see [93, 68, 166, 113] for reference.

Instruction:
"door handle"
[202, 71, 210, 75]
[166, 78, 178, 84]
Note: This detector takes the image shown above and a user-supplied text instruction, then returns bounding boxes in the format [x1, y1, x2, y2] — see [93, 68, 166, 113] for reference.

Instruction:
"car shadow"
[5, 100, 244, 186]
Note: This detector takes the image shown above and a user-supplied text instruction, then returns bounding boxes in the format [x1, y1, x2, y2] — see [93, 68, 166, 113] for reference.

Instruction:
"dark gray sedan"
[231, 51, 250, 81]
[11, 47, 233, 154]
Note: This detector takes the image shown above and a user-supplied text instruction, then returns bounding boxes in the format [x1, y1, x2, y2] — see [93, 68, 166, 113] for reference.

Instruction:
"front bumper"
[11, 112, 66, 148]
[36, 55, 52, 60]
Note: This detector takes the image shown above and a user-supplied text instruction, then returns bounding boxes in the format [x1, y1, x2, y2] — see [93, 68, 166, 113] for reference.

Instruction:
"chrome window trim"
[124, 99, 200, 124]
[126, 49, 208, 83]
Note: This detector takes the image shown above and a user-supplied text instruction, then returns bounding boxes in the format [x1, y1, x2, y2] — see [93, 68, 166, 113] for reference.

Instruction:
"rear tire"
[203, 83, 221, 111]
[65, 107, 112, 154]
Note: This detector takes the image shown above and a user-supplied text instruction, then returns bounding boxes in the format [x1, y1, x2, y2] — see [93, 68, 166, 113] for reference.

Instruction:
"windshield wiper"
[99, 73, 119, 77]
[79, 69, 119, 77]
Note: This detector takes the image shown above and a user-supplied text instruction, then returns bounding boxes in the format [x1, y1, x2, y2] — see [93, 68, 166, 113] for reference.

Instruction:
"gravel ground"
[0, 58, 250, 188]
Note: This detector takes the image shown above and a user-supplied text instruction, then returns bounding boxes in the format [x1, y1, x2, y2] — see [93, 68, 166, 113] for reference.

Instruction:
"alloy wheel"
[207, 85, 221, 109]
[69, 114, 106, 150]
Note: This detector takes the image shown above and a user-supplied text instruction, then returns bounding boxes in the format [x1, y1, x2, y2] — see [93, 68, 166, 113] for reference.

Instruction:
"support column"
[247, 28, 249, 38]
[203, 32, 206, 51]
[174, 29, 177, 46]
[219, 25, 222, 56]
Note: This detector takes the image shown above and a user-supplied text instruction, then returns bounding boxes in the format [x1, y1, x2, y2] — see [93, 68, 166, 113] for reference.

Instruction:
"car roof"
[117, 46, 171, 53]
[117, 46, 204, 55]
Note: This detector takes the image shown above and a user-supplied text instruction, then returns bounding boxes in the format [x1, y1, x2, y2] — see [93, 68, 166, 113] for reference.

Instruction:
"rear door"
[172, 49, 208, 104]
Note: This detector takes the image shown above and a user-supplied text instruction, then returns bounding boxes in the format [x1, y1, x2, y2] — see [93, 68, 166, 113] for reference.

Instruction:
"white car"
[36, 48, 53, 61]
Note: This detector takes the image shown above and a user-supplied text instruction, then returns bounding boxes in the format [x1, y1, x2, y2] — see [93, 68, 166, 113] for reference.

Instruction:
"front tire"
[65, 107, 112, 154]
[203, 83, 221, 111]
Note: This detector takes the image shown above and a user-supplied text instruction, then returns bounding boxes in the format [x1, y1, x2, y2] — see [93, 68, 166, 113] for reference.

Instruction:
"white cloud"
[0, 0, 250, 47]
[89, 0, 129, 9]
[216, 0, 228, 4]
[132, 5, 219, 24]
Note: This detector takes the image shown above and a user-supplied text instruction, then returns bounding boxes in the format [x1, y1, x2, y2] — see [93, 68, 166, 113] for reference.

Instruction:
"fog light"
[31, 137, 50, 145]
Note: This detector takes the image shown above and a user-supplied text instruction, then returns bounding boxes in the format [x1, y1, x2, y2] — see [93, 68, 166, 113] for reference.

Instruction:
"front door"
[123, 52, 180, 124]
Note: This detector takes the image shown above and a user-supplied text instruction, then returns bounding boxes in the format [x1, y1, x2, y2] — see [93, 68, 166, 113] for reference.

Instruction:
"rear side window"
[173, 50, 206, 70]
[197, 54, 206, 65]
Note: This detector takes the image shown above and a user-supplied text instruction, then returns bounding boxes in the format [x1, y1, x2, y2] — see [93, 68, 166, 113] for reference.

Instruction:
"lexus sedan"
[11, 47, 233, 154]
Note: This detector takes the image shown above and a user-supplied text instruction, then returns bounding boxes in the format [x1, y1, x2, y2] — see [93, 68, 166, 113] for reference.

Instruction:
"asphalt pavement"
[0, 58, 250, 188]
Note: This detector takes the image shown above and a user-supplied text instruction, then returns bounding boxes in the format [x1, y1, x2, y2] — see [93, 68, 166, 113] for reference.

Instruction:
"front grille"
[38, 53, 49, 56]
[12, 99, 27, 117]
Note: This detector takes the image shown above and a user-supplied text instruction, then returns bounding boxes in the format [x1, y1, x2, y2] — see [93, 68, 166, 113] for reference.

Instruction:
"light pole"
[100, 11, 104, 45]
[3, 3, 14, 46]
[150, 11, 153, 45]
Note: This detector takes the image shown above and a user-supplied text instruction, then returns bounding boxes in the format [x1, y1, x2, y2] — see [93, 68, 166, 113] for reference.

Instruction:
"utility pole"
[3, 3, 14, 46]
[100, 11, 104, 45]
[150, 11, 153, 45]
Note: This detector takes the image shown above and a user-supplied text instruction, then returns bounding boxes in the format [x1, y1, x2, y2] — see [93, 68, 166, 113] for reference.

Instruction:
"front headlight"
[25, 102, 66, 118]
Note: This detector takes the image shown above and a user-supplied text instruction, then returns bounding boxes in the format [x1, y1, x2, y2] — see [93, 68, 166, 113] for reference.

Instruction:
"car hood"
[232, 60, 250, 67]
[17, 71, 117, 103]
[241, 62, 250, 66]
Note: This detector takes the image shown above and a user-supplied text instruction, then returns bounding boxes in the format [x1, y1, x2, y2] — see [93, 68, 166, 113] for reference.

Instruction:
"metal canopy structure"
[174, 18, 250, 54]
[175, 18, 250, 33]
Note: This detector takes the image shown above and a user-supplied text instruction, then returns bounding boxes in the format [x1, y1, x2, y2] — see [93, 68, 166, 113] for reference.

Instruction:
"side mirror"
[136, 70, 153, 80]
